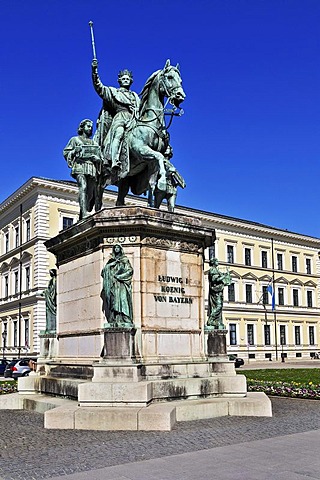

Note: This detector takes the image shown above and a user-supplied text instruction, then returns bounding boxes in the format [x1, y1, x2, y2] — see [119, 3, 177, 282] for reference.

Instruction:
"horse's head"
[160, 59, 186, 107]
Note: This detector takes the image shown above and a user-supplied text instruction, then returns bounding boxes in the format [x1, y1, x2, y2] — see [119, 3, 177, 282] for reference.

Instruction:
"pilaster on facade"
[34, 195, 50, 239]
[32, 300, 46, 353]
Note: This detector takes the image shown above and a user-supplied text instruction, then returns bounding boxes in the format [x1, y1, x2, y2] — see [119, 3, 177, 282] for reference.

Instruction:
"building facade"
[195, 212, 320, 362]
[0, 177, 319, 361]
[0, 178, 114, 357]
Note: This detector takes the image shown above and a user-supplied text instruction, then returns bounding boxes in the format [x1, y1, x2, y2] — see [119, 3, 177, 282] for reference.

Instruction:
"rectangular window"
[309, 326, 315, 345]
[227, 245, 234, 264]
[62, 217, 74, 230]
[209, 245, 215, 260]
[4, 275, 9, 297]
[278, 287, 284, 306]
[25, 266, 30, 291]
[280, 325, 286, 345]
[245, 284, 252, 303]
[277, 253, 283, 270]
[293, 289, 299, 307]
[264, 324, 271, 345]
[247, 324, 254, 345]
[244, 248, 251, 266]
[306, 258, 312, 274]
[26, 219, 31, 241]
[307, 290, 313, 308]
[262, 286, 269, 305]
[261, 251, 268, 268]
[2, 324, 7, 348]
[228, 283, 235, 302]
[5, 232, 9, 253]
[14, 271, 19, 294]
[13, 321, 17, 347]
[15, 226, 19, 248]
[295, 326, 301, 345]
[229, 324, 237, 345]
[25, 319, 29, 348]
[292, 256, 298, 273]
[15, 271, 20, 293]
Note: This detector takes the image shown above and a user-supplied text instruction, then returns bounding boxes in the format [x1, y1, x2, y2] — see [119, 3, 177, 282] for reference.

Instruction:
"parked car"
[4, 359, 19, 378]
[12, 358, 37, 380]
[0, 359, 8, 375]
[228, 354, 245, 368]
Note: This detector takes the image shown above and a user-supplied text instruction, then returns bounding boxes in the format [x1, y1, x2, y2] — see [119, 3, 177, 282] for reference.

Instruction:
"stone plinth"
[102, 326, 137, 359]
[44, 206, 214, 366]
[206, 329, 228, 357]
[20, 205, 273, 429]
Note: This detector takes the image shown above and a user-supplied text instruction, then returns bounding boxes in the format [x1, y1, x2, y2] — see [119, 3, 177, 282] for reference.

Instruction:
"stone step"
[0, 392, 76, 413]
[43, 392, 271, 431]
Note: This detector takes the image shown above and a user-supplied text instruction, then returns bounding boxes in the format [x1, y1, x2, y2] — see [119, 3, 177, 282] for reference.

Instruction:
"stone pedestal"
[206, 329, 227, 357]
[37, 332, 59, 374]
[102, 327, 137, 359]
[44, 206, 214, 367]
[23, 206, 271, 429]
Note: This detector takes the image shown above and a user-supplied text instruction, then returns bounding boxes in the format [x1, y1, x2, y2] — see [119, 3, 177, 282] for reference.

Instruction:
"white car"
[12, 358, 37, 379]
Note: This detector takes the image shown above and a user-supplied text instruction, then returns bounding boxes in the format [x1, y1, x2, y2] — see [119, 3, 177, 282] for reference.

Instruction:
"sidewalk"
[50, 429, 320, 480]
[0, 396, 320, 479]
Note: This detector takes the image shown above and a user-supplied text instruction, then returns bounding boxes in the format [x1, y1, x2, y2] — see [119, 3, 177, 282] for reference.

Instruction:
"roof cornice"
[1, 177, 320, 247]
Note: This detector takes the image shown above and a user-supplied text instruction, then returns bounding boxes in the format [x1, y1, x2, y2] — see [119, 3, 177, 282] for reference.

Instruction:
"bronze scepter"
[89, 21, 97, 60]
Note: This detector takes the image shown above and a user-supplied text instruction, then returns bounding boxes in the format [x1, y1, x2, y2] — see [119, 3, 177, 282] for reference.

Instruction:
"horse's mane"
[139, 69, 161, 116]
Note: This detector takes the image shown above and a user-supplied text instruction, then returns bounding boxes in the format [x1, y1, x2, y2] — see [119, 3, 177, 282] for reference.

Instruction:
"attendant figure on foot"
[63, 119, 103, 219]
[41, 269, 57, 332]
[153, 146, 186, 212]
[101, 244, 134, 326]
[207, 258, 231, 329]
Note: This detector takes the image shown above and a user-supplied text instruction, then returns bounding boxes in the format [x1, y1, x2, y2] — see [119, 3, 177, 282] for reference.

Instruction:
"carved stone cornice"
[45, 206, 215, 264]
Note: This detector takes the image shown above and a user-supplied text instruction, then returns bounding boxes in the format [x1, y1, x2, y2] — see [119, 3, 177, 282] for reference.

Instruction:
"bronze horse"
[103, 60, 186, 206]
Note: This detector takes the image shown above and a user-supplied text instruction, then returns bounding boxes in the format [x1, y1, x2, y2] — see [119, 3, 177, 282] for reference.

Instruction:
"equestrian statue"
[89, 22, 186, 208]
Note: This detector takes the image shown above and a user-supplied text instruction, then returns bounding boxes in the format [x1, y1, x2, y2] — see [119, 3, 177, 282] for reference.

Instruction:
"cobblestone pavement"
[1, 397, 320, 480]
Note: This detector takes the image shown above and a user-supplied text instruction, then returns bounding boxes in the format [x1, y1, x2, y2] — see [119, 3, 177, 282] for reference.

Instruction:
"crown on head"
[118, 69, 133, 80]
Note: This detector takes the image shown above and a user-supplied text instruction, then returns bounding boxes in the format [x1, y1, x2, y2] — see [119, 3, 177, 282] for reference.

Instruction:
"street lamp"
[2, 331, 7, 360]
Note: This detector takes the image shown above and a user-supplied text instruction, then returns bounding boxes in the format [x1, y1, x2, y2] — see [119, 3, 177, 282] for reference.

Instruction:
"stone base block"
[138, 403, 176, 431]
[65, 374, 247, 407]
[75, 407, 140, 431]
[44, 404, 77, 429]
[151, 374, 247, 402]
[39, 334, 58, 359]
[37, 362, 94, 380]
[43, 392, 271, 431]
[0, 392, 22, 409]
[92, 361, 143, 383]
[228, 392, 272, 417]
[78, 380, 153, 406]
[175, 397, 229, 421]
[18, 374, 38, 395]
[175, 392, 271, 421]
[133, 359, 236, 380]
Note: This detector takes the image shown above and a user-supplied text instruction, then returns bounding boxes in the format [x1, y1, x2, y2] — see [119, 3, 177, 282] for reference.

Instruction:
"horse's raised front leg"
[139, 146, 167, 192]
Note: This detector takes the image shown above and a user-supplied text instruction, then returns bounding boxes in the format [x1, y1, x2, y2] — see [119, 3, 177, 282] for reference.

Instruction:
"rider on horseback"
[91, 60, 140, 181]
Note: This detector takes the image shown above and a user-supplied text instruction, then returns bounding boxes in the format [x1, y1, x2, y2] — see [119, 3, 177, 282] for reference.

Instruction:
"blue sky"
[1, 0, 319, 236]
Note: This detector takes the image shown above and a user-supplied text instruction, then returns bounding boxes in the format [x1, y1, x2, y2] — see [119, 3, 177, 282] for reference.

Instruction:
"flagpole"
[271, 237, 278, 360]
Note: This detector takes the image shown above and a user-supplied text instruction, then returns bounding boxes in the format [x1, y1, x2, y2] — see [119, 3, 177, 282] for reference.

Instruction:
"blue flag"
[267, 284, 275, 310]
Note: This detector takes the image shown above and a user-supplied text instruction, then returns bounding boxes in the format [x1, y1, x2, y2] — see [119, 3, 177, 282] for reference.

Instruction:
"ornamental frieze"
[142, 236, 200, 252]
[57, 236, 102, 263]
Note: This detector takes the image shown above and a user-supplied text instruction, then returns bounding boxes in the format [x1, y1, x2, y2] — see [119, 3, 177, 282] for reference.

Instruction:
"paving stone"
[0, 397, 320, 479]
